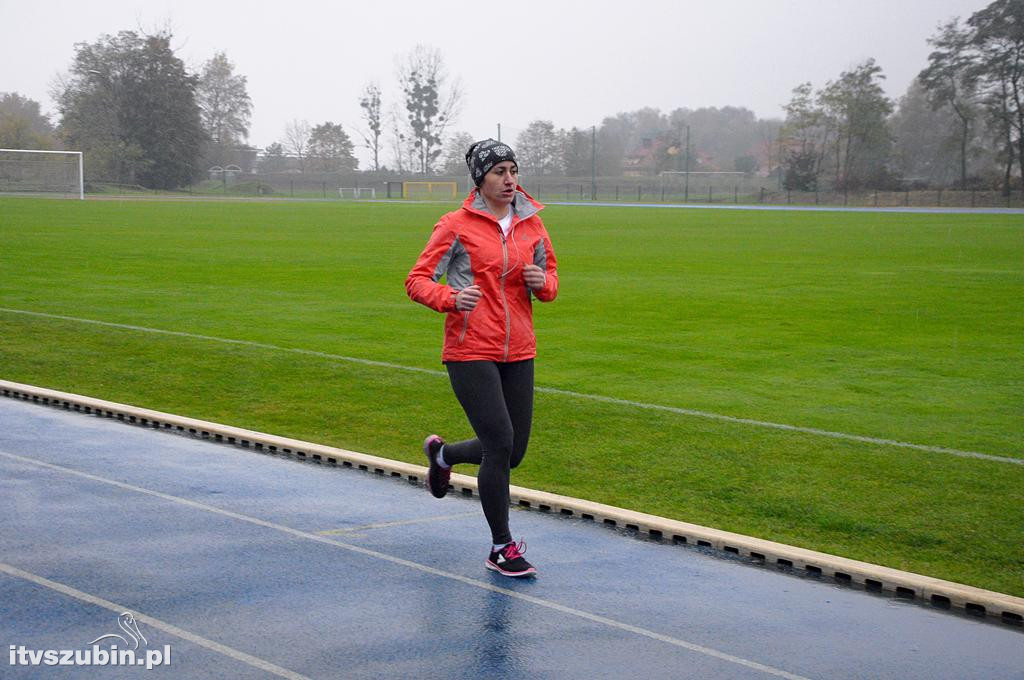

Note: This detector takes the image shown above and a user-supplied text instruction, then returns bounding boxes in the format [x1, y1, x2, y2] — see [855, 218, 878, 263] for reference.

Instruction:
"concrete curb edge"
[3, 378, 1021, 627]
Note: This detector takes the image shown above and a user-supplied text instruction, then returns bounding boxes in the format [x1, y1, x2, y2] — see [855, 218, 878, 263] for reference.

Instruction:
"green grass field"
[1, 196, 1022, 596]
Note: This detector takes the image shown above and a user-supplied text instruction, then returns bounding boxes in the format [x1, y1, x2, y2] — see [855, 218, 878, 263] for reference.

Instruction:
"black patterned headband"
[465, 139, 517, 186]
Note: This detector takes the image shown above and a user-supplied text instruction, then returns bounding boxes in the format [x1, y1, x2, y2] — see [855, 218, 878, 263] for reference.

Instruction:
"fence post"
[971, 190, 976, 208]
[566, 184, 570, 200]
[616, 186, 619, 201]
[708, 185, 712, 203]
[787, 190, 791, 204]
[580, 183, 584, 199]
[815, 188, 819, 205]
[637, 185, 642, 201]
[843, 187, 848, 205]
[661, 186, 665, 201]
[760, 187, 765, 203]
[905, 189, 909, 207]
[874, 190, 878, 207]
[734, 185, 738, 204]
[937, 188, 942, 206]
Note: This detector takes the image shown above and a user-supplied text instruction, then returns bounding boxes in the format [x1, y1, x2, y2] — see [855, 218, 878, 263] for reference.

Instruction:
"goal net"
[338, 187, 376, 199]
[402, 181, 458, 200]
[0, 149, 84, 199]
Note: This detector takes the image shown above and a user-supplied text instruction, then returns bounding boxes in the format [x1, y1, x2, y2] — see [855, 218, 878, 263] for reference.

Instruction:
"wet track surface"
[1, 397, 1022, 679]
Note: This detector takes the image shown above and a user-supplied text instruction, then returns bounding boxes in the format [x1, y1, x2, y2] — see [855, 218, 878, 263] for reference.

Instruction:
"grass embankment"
[1, 197, 1021, 595]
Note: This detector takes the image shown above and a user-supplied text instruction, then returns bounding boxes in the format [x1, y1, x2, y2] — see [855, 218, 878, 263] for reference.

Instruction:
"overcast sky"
[1, 0, 990, 165]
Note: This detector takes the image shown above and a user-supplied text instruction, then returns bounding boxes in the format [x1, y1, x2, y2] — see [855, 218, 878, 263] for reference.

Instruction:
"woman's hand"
[455, 285, 483, 311]
[522, 263, 546, 291]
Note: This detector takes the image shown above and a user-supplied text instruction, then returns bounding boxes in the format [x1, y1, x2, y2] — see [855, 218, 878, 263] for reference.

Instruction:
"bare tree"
[387, 104, 415, 173]
[397, 45, 463, 174]
[284, 119, 311, 172]
[440, 131, 475, 175]
[515, 120, 565, 175]
[757, 118, 783, 178]
[357, 81, 383, 171]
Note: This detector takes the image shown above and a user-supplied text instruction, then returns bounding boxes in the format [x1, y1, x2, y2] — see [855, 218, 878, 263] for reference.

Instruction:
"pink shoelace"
[502, 540, 527, 560]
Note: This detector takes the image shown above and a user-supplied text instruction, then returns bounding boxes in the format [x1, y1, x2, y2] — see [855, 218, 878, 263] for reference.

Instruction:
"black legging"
[442, 359, 534, 546]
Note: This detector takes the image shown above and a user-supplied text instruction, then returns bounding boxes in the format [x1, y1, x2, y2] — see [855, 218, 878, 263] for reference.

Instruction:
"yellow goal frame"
[402, 181, 458, 199]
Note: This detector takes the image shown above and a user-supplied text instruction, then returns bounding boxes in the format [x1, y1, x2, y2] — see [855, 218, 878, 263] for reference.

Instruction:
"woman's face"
[479, 161, 518, 209]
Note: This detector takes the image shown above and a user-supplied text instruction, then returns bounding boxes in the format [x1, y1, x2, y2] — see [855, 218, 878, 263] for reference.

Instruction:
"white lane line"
[317, 511, 480, 535]
[0, 449, 812, 680]
[2, 306, 1017, 466]
[0, 562, 310, 680]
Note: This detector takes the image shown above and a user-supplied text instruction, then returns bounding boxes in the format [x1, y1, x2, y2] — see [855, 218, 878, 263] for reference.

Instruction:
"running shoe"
[423, 434, 450, 499]
[486, 539, 537, 578]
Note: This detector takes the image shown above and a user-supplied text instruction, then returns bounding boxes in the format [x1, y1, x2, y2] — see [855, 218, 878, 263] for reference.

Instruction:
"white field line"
[0, 561, 310, 679]
[0, 449, 813, 680]
[2, 306, 1019, 466]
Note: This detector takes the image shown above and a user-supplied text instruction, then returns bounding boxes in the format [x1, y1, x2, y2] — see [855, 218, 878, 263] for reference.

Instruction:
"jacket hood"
[463, 185, 544, 223]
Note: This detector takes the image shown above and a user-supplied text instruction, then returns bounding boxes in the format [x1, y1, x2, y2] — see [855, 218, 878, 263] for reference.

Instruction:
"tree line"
[781, 0, 1024, 196]
[1, 0, 1021, 193]
[507, 0, 1024, 197]
[2, 31, 255, 189]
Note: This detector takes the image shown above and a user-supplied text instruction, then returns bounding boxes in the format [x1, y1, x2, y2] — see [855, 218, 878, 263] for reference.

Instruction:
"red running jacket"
[405, 187, 559, 363]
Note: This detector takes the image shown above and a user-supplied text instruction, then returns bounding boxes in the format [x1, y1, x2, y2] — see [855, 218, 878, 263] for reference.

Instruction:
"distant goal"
[0, 149, 84, 199]
[338, 187, 376, 199]
[402, 181, 457, 200]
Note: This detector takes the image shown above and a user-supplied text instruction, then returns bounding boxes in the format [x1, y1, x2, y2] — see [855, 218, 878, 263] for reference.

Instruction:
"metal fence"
[78, 171, 1024, 209]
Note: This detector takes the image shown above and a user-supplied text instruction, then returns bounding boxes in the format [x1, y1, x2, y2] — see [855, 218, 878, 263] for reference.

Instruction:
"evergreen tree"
[307, 122, 357, 172]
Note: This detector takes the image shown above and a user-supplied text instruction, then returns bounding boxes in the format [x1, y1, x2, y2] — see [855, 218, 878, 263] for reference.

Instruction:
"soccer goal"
[402, 181, 458, 200]
[338, 187, 376, 199]
[0, 149, 84, 199]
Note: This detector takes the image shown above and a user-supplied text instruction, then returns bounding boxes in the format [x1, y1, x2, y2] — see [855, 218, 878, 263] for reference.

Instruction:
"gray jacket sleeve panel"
[532, 238, 547, 270]
[435, 236, 474, 289]
[431, 237, 455, 283]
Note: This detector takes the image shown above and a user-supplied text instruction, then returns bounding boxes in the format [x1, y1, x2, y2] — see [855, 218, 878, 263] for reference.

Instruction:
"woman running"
[405, 138, 559, 577]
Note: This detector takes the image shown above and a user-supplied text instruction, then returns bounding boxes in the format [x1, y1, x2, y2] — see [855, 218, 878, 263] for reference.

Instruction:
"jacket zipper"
[500, 229, 511, 362]
[458, 312, 469, 344]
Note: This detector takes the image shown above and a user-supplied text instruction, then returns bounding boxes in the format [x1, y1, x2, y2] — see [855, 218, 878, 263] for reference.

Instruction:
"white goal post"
[0, 148, 84, 199]
[0, 148, 83, 199]
[338, 187, 376, 199]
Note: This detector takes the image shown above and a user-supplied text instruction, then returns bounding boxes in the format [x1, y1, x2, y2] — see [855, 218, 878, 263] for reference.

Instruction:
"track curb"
[3, 378, 1022, 627]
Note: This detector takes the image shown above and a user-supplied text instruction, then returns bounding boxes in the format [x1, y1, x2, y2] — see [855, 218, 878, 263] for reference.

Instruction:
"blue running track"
[1, 397, 1022, 679]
